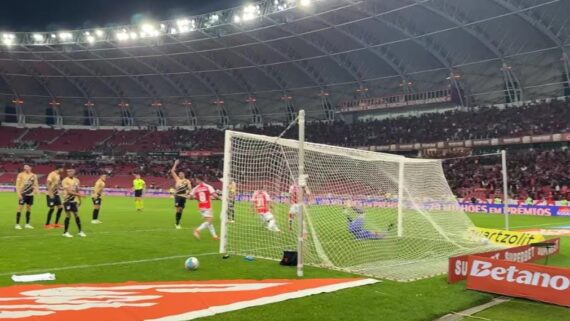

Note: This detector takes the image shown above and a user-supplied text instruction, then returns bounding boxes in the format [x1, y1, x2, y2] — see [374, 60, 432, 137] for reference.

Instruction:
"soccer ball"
[184, 257, 199, 270]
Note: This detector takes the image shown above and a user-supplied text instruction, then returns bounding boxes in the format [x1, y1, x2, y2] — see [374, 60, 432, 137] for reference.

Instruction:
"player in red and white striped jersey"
[190, 176, 219, 240]
[252, 190, 280, 232]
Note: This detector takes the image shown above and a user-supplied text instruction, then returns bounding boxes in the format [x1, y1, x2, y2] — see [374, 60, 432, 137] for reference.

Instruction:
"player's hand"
[174, 159, 180, 166]
[17, 194, 22, 201]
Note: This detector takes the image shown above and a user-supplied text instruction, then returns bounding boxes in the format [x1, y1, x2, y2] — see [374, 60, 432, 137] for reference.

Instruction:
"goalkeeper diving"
[344, 199, 393, 240]
[252, 190, 280, 232]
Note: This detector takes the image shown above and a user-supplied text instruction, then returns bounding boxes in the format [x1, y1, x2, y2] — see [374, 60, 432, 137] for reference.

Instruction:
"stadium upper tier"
[1, 99, 569, 152]
[0, 0, 569, 126]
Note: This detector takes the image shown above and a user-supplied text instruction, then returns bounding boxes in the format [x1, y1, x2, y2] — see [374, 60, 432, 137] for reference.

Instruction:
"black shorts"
[46, 195, 62, 208]
[134, 189, 143, 197]
[174, 196, 187, 208]
[64, 202, 79, 213]
[92, 197, 102, 206]
[19, 195, 34, 206]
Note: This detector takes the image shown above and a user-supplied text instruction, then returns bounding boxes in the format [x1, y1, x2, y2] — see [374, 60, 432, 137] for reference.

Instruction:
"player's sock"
[175, 212, 182, 225]
[135, 199, 139, 209]
[46, 208, 54, 225]
[55, 208, 63, 224]
[207, 223, 218, 237]
[139, 199, 144, 209]
[64, 217, 70, 233]
[16, 212, 21, 224]
[197, 222, 209, 231]
[75, 217, 82, 232]
[25, 211, 31, 224]
[92, 209, 99, 220]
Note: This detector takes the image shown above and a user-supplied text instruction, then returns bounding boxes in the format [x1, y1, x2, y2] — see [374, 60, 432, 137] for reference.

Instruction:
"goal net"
[219, 130, 496, 281]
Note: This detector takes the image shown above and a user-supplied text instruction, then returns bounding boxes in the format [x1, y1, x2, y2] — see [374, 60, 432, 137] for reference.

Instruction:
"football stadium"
[1, 0, 570, 320]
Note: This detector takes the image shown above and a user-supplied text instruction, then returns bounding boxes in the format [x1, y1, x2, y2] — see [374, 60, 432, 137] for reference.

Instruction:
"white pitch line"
[0, 251, 220, 277]
[0, 227, 193, 240]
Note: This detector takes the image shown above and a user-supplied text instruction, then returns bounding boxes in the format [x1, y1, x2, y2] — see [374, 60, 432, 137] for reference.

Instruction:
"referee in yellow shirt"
[133, 174, 146, 211]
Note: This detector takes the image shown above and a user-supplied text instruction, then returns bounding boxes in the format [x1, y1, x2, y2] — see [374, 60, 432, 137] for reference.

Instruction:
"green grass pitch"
[1, 193, 569, 321]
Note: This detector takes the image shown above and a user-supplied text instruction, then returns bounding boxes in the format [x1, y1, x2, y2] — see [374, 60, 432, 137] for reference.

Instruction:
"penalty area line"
[0, 252, 220, 277]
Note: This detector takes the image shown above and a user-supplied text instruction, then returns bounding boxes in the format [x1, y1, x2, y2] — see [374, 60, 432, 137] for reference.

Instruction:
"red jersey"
[252, 190, 271, 214]
[191, 183, 216, 209]
[289, 184, 299, 204]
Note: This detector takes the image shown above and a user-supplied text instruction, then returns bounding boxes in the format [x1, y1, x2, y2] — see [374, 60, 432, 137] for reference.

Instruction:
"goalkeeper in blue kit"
[344, 200, 393, 240]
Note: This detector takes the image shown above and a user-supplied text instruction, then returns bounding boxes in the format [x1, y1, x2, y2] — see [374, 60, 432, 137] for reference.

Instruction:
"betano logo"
[470, 259, 570, 291]
[0, 279, 377, 321]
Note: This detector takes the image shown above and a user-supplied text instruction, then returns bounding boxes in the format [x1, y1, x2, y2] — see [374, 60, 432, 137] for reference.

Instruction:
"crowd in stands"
[1, 100, 569, 152]
[444, 147, 570, 203]
[2, 99, 570, 199]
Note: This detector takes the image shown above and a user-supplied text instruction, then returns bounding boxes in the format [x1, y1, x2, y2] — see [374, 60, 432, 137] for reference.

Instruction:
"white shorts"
[289, 204, 301, 215]
[200, 209, 213, 218]
[259, 212, 274, 223]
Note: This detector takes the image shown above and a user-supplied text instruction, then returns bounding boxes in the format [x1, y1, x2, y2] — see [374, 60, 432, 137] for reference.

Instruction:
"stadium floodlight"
[234, 15, 241, 23]
[2, 33, 16, 46]
[86, 35, 96, 44]
[58, 32, 73, 41]
[176, 18, 195, 33]
[300, 0, 311, 6]
[116, 30, 130, 41]
[170, 28, 178, 35]
[32, 33, 44, 43]
[129, 32, 138, 40]
[95, 29, 104, 38]
[140, 23, 160, 38]
[51, 34, 57, 39]
[241, 4, 261, 22]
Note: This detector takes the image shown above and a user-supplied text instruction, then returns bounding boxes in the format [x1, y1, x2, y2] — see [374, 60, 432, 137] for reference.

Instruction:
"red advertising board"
[466, 256, 570, 307]
[448, 238, 560, 283]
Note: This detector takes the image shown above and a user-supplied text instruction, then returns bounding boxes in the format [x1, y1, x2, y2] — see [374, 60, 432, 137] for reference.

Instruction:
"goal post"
[219, 119, 496, 281]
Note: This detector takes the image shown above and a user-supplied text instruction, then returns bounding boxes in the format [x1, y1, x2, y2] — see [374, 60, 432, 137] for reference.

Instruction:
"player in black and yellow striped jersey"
[15, 164, 39, 230]
[45, 166, 64, 229]
[61, 169, 86, 238]
[171, 160, 191, 229]
[91, 174, 107, 224]
[132, 174, 146, 212]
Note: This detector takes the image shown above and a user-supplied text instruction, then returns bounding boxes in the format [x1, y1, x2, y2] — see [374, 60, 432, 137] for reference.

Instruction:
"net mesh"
[221, 130, 496, 281]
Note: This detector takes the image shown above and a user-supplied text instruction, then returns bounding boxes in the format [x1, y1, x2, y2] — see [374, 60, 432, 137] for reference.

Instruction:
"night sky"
[0, 0, 244, 31]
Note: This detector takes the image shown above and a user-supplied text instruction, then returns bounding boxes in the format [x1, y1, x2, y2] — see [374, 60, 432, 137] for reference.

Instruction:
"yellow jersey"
[62, 177, 81, 203]
[92, 179, 105, 198]
[16, 172, 38, 196]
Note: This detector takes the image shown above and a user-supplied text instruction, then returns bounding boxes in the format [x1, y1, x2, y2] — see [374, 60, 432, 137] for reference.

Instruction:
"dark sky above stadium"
[0, 0, 244, 31]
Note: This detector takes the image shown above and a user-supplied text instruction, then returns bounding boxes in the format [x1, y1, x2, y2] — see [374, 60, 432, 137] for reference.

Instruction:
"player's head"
[55, 165, 65, 174]
[134, 173, 141, 179]
[100, 174, 108, 181]
[66, 168, 76, 177]
[178, 171, 186, 179]
[23, 164, 32, 173]
[195, 176, 204, 184]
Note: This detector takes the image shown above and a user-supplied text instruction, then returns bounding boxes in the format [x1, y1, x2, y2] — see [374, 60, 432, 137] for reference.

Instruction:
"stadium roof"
[0, 0, 569, 125]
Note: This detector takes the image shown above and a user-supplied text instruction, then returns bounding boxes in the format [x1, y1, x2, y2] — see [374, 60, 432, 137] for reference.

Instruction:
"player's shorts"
[259, 212, 274, 223]
[174, 196, 186, 208]
[64, 202, 78, 213]
[199, 208, 213, 218]
[134, 189, 143, 197]
[19, 195, 34, 206]
[46, 195, 62, 208]
[92, 197, 102, 206]
[289, 204, 301, 215]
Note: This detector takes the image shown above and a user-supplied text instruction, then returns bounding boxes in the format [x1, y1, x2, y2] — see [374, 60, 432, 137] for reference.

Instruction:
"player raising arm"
[91, 174, 107, 224]
[61, 169, 86, 238]
[45, 166, 64, 229]
[15, 164, 39, 230]
[191, 176, 219, 240]
[252, 190, 280, 232]
[171, 160, 191, 229]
